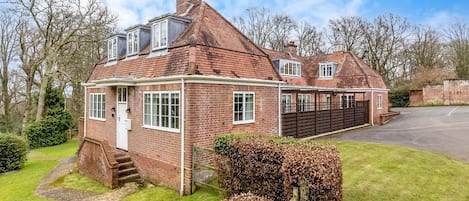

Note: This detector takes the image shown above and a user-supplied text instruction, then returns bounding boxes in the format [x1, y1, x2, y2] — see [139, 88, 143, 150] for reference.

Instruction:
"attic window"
[127, 29, 139, 56]
[279, 61, 301, 77]
[152, 20, 168, 50]
[107, 37, 117, 61]
[319, 62, 337, 79]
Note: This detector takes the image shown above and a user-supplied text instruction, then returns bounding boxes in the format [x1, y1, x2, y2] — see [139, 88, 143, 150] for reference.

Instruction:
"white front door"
[116, 87, 128, 150]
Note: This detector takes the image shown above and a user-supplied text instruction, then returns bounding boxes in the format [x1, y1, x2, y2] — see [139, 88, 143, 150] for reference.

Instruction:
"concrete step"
[118, 173, 140, 183]
[118, 161, 135, 170]
[118, 167, 138, 177]
[115, 155, 131, 163]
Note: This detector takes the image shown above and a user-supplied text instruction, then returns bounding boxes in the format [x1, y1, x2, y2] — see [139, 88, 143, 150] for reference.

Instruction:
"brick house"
[78, 0, 388, 195]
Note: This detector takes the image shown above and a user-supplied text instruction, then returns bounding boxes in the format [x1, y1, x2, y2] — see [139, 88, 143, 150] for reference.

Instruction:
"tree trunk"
[35, 73, 49, 122]
[21, 73, 34, 136]
[2, 68, 10, 132]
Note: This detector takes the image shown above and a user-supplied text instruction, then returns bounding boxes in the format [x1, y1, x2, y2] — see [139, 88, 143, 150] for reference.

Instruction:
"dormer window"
[319, 62, 337, 79]
[107, 37, 117, 61]
[152, 20, 168, 50]
[274, 59, 301, 77]
[127, 29, 139, 56]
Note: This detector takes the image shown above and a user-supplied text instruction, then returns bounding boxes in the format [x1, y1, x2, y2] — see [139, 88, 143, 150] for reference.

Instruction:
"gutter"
[278, 83, 282, 136]
[371, 89, 375, 126]
[84, 86, 87, 138]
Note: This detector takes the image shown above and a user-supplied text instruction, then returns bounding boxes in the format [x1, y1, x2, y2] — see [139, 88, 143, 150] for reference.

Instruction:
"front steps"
[114, 152, 141, 184]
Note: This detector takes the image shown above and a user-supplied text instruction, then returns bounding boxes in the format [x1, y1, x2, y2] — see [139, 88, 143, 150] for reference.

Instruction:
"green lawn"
[123, 186, 222, 201]
[322, 140, 469, 201]
[0, 139, 78, 201]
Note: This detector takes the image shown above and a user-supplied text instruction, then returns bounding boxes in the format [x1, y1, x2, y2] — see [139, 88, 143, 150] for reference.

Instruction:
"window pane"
[234, 94, 243, 121]
[154, 23, 160, 48]
[161, 21, 167, 47]
[245, 94, 254, 120]
[171, 93, 179, 129]
[161, 93, 169, 127]
[152, 94, 160, 126]
[144, 94, 151, 125]
[101, 95, 106, 118]
[133, 31, 138, 53]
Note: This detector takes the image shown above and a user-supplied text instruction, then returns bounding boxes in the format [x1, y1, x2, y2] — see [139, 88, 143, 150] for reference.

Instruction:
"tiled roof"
[263, 49, 387, 89]
[87, 1, 281, 83]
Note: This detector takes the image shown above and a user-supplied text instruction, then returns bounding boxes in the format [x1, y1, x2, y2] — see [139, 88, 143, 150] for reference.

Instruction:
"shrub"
[224, 192, 272, 201]
[26, 108, 73, 149]
[214, 134, 342, 201]
[390, 90, 409, 107]
[0, 134, 28, 173]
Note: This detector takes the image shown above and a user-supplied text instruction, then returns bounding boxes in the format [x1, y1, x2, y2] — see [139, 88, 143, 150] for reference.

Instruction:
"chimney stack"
[176, 0, 201, 16]
[332, 43, 345, 53]
[285, 41, 297, 56]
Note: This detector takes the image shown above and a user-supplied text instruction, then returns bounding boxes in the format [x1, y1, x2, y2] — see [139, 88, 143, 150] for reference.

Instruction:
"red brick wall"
[443, 80, 469, 105]
[366, 91, 388, 125]
[423, 85, 444, 105]
[85, 87, 117, 145]
[409, 91, 423, 106]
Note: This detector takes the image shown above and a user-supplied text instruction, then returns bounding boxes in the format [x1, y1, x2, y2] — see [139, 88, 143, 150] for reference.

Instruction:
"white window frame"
[319, 62, 337, 79]
[152, 20, 168, 50]
[107, 37, 117, 61]
[279, 60, 301, 77]
[127, 29, 139, 56]
[340, 94, 355, 109]
[298, 94, 312, 112]
[282, 94, 292, 113]
[377, 94, 383, 109]
[233, 92, 255, 124]
[89, 93, 106, 121]
[143, 91, 180, 133]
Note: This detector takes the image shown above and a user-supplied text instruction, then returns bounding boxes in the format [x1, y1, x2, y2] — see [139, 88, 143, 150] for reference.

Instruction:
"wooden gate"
[282, 101, 369, 138]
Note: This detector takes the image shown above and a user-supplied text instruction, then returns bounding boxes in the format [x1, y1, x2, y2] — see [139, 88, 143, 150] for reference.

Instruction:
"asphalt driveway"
[329, 106, 469, 163]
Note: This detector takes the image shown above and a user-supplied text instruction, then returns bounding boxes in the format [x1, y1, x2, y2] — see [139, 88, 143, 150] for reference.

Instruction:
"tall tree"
[16, 0, 115, 122]
[233, 7, 274, 49]
[295, 21, 324, 56]
[408, 25, 445, 75]
[361, 13, 411, 85]
[0, 9, 20, 132]
[445, 18, 469, 79]
[268, 14, 296, 51]
[328, 16, 366, 54]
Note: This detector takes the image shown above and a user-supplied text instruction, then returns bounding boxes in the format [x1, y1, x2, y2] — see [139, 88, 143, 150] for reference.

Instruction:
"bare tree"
[0, 9, 20, 132]
[361, 13, 411, 85]
[268, 14, 296, 51]
[16, 0, 115, 122]
[408, 25, 445, 75]
[445, 18, 469, 79]
[295, 21, 324, 56]
[233, 7, 274, 48]
[328, 16, 366, 54]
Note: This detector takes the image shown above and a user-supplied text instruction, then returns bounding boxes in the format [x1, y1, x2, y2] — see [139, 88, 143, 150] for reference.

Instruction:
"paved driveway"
[329, 106, 469, 163]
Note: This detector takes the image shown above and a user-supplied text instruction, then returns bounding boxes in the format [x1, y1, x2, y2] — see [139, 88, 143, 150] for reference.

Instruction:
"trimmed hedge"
[0, 134, 28, 173]
[26, 108, 73, 149]
[214, 134, 342, 201]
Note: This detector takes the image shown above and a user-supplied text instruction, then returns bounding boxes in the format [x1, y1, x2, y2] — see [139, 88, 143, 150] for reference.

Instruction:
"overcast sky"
[103, 0, 469, 30]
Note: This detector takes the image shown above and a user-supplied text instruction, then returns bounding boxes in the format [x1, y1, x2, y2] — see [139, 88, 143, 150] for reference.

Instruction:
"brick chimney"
[176, 0, 201, 15]
[285, 41, 297, 56]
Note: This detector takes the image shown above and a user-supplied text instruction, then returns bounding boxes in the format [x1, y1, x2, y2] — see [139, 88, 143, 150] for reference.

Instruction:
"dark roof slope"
[88, 1, 281, 83]
[263, 49, 387, 89]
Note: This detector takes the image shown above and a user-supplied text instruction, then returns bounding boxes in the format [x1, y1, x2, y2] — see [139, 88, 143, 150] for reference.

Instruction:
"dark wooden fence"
[282, 101, 369, 138]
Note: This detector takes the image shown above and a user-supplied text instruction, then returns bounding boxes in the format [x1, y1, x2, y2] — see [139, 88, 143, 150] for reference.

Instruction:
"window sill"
[318, 77, 333, 80]
[89, 117, 106, 122]
[233, 120, 255, 125]
[124, 55, 139, 61]
[280, 74, 302, 78]
[104, 60, 117, 67]
[142, 125, 180, 133]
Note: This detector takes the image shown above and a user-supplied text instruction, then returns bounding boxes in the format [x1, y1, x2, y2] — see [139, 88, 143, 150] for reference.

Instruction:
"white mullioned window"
[377, 94, 383, 109]
[279, 61, 301, 77]
[127, 30, 139, 56]
[152, 20, 168, 50]
[90, 93, 106, 120]
[340, 94, 355, 109]
[143, 91, 180, 132]
[319, 62, 337, 79]
[107, 37, 117, 61]
[282, 94, 292, 113]
[321, 94, 331, 110]
[233, 92, 255, 124]
[298, 94, 312, 112]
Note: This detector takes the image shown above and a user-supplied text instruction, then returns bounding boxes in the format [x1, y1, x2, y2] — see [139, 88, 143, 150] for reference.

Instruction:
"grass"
[123, 185, 222, 201]
[50, 169, 110, 193]
[321, 140, 469, 201]
[0, 139, 78, 201]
